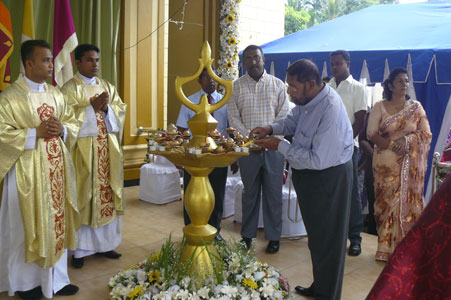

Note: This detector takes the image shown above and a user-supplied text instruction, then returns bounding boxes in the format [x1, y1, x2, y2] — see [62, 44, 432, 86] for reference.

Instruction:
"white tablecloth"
[139, 156, 181, 204]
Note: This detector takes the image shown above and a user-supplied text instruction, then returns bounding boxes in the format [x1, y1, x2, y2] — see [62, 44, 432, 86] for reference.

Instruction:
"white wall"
[238, 0, 285, 50]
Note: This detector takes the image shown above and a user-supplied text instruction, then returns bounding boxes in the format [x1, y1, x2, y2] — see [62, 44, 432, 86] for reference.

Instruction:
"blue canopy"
[258, 1, 451, 199]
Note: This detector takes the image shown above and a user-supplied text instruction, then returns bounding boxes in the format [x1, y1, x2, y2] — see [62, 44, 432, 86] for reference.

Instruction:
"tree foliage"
[285, 6, 311, 35]
[285, 0, 397, 35]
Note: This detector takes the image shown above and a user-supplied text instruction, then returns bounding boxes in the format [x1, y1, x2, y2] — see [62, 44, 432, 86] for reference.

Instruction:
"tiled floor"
[0, 186, 385, 300]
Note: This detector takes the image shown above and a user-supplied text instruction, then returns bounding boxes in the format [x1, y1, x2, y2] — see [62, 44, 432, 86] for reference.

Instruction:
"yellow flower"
[226, 14, 235, 23]
[147, 253, 160, 263]
[227, 38, 237, 45]
[242, 278, 258, 290]
[237, 0, 242, 3]
[128, 285, 142, 299]
[226, 62, 233, 69]
[148, 270, 162, 283]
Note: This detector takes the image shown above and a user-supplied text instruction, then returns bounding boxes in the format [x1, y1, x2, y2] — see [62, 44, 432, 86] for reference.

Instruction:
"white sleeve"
[79, 105, 98, 138]
[25, 128, 36, 150]
[60, 125, 67, 142]
[354, 85, 368, 113]
[103, 104, 119, 133]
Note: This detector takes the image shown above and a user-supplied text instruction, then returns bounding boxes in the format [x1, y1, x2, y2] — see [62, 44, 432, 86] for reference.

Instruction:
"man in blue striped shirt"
[251, 59, 353, 300]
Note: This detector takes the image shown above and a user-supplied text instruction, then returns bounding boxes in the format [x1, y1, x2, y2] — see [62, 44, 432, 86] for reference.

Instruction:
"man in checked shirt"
[227, 45, 290, 254]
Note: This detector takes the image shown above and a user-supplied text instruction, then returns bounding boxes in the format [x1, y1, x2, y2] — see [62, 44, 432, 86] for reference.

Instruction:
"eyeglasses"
[285, 83, 297, 92]
[244, 55, 262, 63]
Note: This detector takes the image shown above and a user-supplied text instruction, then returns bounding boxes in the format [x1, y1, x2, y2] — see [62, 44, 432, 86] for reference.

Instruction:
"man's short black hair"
[74, 44, 100, 61]
[242, 45, 264, 58]
[199, 66, 216, 80]
[286, 59, 322, 86]
[21, 40, 51, 67]
[330, 50, 351, 62]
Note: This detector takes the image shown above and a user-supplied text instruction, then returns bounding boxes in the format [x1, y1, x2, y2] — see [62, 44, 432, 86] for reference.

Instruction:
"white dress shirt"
[176, 89, 228, 135]
[328, 75, 368, 147]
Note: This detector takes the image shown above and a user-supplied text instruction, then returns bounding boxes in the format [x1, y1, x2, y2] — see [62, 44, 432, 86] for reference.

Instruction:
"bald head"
[285, 59, 324, 105]
[286, 59, 322, 87]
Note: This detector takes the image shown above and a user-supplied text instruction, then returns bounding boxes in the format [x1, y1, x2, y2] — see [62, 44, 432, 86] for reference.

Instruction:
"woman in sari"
[367, 68, 432, 262]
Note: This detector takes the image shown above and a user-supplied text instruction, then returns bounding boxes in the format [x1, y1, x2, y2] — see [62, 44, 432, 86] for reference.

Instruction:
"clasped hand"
[249, 126, 280, 151]
[90, 91, 109, 112]
[390, 138, 409, 156]
[36, 115, 63, 139]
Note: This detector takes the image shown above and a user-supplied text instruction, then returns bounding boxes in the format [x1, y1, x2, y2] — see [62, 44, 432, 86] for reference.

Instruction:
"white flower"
[175, 289, 189, 299]
[152, 287, 160, 295]
[266, 277, 279, 287]
[235, 274, 243, 282]
[243, 268, 253, 279]
[214, 284, 223, 295]
[168, 285, 180, 292]
[218, 0, 240, 85]
[254, 271, 265, 281]
[273, 290, 283, 300]
[190, 293, 201, 300]
[143, 292, 153, 300]
[205, 277, 215, 287]
[220, 285, 238, 297]
[181, 276, 191, 289]
[197, 286, 210, 298]
[109, 210, 291, 299]
[260, 282, 275, 298]
[137, 270, 147, 282]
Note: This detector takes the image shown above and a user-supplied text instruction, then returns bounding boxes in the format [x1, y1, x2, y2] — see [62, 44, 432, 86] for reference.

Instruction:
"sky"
[398, 0, 428, 3]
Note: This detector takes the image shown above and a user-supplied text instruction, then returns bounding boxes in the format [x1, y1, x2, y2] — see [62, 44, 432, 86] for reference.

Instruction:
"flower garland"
[109, 238, 290, 300]
[217, 0, 241, 88]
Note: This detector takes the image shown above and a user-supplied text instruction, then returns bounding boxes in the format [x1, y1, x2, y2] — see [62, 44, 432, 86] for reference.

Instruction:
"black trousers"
[348, 147, 363, 244]
[183, 167, 228, 232]
[364, 174, 377, 235]
[292, 160, 352, 300]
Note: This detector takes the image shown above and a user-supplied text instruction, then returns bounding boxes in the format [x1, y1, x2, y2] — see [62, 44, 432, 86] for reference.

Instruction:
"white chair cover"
[139, 156, 181, 204]
[233, 169, 307, 236]
[223, 168, 241, 218]
[233, 180, 265, 228]
[281, 171, 307, 237]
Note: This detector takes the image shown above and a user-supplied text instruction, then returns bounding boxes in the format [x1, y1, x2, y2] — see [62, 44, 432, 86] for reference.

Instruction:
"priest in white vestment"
[60, 44, 126, 269]
[0, 40, 80, 299]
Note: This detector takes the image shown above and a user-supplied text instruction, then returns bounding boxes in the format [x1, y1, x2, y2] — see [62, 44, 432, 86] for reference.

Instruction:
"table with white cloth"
[139, 155, 182, 204]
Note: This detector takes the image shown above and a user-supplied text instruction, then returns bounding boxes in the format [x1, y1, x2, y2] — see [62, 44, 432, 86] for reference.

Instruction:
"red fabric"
[442, 148, 451, 162]
[366, 174, 451, 300]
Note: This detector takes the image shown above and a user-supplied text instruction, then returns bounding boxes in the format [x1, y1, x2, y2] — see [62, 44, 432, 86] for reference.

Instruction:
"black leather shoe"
[295, 285, 315, 297]
[348, 243, 362, 256]
[97, 250, 122, 259]
[240, 237, 252, 250]
[16, 286, 43, 300]
[266, 240, 280, 254]
[71, 255, 84, 268]
[55, 284, 79, 296]
[215, 233, 225, 242]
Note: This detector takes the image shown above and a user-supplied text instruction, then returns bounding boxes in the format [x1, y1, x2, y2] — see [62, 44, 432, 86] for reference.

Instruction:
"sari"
[367, 100, 431, 261]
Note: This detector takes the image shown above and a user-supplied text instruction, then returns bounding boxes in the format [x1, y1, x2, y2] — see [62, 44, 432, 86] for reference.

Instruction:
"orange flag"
[0, 0, 14, 92]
